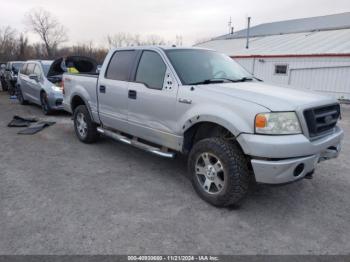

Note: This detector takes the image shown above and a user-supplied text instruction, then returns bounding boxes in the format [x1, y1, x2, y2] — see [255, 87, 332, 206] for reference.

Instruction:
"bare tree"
[107, 33, 141, 48]
[0, 26, 18, 61]
[25, 8, 68, 58]
[17, 34, 29, 60]
[107, 33, 171, 48]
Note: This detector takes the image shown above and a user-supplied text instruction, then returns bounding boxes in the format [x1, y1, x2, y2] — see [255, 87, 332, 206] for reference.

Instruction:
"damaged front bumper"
[237, 126, 343, 184]
[250, 144, 341, 184]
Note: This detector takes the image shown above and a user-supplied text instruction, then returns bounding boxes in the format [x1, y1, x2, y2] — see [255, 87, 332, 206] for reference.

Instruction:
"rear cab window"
[105, 50, 137, 81]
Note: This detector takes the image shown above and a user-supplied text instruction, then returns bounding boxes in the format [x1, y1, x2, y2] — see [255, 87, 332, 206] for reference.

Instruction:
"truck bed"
[63, 73, 99, 117]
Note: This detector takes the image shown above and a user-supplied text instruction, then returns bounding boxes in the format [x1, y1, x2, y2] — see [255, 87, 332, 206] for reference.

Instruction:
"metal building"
[196, 12, 350, 100]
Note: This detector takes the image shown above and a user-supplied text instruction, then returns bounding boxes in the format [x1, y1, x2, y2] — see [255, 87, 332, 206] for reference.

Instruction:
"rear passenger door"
[127, 50, 180, 149]
[97, 50, 137, 132]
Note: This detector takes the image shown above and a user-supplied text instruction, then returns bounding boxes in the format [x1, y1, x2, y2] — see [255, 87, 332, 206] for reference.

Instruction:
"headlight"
[52, 85, 63, 92]
[255, 112, 302, 135]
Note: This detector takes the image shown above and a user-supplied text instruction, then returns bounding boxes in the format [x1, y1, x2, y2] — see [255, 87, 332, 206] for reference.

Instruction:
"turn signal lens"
[255, 114, 267, 128]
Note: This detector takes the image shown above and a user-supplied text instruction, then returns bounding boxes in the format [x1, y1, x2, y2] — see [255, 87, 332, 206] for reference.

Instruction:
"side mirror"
[29, 74, 39, 82]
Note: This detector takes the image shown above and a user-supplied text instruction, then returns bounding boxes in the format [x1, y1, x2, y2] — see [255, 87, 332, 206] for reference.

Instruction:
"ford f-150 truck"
[63, 47, 343, 207]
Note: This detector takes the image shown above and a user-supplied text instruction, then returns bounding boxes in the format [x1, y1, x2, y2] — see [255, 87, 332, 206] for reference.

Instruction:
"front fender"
[179, 104, 255, 137]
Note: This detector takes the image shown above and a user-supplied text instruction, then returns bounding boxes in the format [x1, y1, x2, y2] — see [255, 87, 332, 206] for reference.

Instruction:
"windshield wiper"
[188, 77, 254, 85]
[188, 79, 227, 85]
[231, 77, 254, 82]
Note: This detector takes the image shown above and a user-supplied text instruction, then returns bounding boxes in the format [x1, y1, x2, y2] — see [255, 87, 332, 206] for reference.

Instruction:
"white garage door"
[289, 66, 350, 100]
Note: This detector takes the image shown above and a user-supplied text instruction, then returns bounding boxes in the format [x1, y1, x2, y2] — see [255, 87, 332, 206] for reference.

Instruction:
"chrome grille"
[304, 104, 341, 138]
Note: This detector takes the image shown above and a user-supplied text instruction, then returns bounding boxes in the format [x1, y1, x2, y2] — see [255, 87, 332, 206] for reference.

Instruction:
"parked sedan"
[16, 60, 64, 115]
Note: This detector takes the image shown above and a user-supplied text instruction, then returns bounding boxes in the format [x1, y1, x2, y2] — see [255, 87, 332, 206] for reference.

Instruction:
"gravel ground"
[0, 91, 349, 255]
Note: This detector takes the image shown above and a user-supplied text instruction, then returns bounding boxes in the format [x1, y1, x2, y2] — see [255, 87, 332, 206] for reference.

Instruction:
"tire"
[188, 137, 250, 207]
[40, 92, 53, 115]
[17, 86, 28, 105]
[73, 105, 99, 143]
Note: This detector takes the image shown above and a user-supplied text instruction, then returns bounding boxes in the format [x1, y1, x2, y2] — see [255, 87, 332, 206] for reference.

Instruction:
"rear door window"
[105, 50, 137, 81]
[135, 51, 166, 90]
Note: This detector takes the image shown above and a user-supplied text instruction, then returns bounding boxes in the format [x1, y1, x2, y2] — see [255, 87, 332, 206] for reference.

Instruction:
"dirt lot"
[0, 91, 349, 255]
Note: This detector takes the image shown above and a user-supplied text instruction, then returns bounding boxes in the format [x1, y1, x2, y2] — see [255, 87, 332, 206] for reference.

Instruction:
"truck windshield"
[165, 49, 253, 85]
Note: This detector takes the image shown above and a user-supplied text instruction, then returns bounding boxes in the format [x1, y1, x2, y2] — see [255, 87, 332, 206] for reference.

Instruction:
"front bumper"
[237, 127, 343, 184]
[48, 92, 64, 110]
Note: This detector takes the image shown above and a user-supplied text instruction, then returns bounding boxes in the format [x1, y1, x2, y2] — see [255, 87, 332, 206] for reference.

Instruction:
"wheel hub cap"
[206, 165, 216, 180]
[195, 152, 225, 195]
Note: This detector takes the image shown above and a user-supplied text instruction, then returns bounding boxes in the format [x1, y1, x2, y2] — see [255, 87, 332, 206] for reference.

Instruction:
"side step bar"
[97, 127, 176, 159]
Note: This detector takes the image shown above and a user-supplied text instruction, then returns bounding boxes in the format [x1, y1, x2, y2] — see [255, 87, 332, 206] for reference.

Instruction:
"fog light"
[294, 164, 305, 177]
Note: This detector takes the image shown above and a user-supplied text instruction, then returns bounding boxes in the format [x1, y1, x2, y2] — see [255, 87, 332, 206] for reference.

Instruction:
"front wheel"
[188, 138, 250, 207]
[17, 86, 28, 105]
[41, 92, 53, 115]
[73, 105, 99, 143]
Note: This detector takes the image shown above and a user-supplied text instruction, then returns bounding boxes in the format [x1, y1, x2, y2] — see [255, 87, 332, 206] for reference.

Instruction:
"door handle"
[99, 85, 106, 93]
[178, 98, 192, 104]
[128, 90, 137, 99]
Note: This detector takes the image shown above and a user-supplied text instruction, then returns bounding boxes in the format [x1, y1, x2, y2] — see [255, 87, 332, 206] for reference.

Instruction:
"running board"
[97, 127, 176, 159]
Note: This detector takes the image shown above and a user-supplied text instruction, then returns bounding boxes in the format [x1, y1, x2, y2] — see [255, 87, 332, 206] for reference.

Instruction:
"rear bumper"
[237, 127, 343, 184]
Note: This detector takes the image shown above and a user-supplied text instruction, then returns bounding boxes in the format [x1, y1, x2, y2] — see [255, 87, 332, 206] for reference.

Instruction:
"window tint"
[26, 63, 35, 75]
[136, 51, 166, 90]
[33, 65, 42, 77]
[21, 64, 28, 75]
[12, 63, 23, 72]
[105, 50, 136, 81]
[275, 65, 288, 75]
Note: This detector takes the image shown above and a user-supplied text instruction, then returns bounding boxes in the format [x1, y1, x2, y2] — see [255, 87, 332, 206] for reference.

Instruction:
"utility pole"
[246, 16, 251, 49]
[228, 17, 232, 34]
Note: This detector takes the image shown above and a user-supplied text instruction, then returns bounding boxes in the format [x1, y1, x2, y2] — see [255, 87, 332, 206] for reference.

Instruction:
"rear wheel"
[41, 92, 53, 115]
[188, 137, 250, 207]
[73, 105, 99, 143]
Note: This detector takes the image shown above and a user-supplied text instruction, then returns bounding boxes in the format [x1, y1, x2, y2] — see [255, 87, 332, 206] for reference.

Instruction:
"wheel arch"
[70, 94, 94, 121]
[182, 119, 244, 154]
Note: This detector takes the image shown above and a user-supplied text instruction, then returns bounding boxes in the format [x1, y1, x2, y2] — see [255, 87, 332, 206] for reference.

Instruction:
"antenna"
[246, 17, 251, 49]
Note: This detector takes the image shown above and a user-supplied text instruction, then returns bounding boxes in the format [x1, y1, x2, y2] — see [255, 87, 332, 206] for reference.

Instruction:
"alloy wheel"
[195, 152, 226, 195]
[76, 112, 88, 138]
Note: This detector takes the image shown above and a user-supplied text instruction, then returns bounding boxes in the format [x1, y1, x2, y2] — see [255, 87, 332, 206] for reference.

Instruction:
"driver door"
[127, 50, 180, 149]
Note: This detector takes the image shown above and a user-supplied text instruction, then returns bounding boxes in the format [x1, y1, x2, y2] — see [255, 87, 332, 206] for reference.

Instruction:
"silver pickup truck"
[63, 46, 343, 207]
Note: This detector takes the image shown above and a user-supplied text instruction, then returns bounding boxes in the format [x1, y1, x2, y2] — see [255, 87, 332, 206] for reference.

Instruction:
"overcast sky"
[1, 0, 349, 47]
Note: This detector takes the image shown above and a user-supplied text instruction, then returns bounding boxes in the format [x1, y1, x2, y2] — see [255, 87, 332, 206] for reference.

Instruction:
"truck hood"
[201, 82, 337, 111]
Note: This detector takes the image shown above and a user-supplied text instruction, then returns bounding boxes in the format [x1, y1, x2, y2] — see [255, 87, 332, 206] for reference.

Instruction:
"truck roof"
[111, 46, 213, 52]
